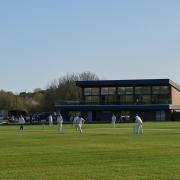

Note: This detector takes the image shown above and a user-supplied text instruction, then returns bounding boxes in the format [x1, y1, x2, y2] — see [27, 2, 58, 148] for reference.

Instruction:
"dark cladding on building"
[55, 79, 180, 122]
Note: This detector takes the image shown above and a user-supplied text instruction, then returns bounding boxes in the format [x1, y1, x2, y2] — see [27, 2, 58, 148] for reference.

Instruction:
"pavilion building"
[55, 79, 180, 122]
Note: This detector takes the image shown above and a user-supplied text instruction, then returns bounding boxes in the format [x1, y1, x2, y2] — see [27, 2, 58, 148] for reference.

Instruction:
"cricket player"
[74, 115, 85, 133]
[48, 114, 53, 127]
[19, 115, 25, 130]
[111, 114, 116, 128]
[57, 113, 63, 131]
[73, 115, 79, 129]
[134, 114, 143, 134]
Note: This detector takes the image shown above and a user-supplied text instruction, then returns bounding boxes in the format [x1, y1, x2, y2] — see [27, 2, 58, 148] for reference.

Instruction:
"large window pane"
[91, 96, 99, 103]
[101, 87, 116, 95]
[119, 95, 134, 104]
[159, 94, 170, 103]
[104, 95, 116, 104]
[108, 87, 116, 95]
[101, 88, 109, 95]
[85, 96, 99, 104]
[91, 88, 99, 95]
[84, 88, 91, 95]
[84, 88, 99, 95]
[85, 96, 91, 103]
[152, 86, 169, 94]
[152, 94, 170, 104]
[135, 86, 151, 94]
[142, 95, 151, 104]
[135, 95, 151, 104]
[118, 87, 133, 95]
[156, 111, 166, 121]
[126, 95, 134, 104]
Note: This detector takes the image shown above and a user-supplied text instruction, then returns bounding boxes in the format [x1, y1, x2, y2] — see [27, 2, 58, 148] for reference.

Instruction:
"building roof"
[76, 79, 180, 91]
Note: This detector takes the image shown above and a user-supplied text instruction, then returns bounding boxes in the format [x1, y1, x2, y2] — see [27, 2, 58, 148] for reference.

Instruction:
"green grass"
[0, 122, 180, 180]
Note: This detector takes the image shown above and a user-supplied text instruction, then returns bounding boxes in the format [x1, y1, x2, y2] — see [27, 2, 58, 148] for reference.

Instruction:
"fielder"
[48, 114, 53, 127]
[19, 115, 25, 130]
[73, 114, 79, 130]
[57, 113, 63, 131]
[74, 115, 85, 133]
[134, 114, 143, 134]
[111, 114, 116, 128]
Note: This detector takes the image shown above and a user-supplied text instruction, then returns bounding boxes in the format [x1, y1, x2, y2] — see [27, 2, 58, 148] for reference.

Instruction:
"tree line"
[0, 71, 99, 115]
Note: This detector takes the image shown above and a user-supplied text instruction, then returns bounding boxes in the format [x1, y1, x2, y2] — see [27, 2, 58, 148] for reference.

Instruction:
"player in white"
[57, 113, 63, 131]
[134, 114, 143, 134]
[73, 114, 79, 130]
[48, 114, 53, 127]
[74, 115, 85, 133]
[111, 114, 116, 128]
[19, 115, 25, 130]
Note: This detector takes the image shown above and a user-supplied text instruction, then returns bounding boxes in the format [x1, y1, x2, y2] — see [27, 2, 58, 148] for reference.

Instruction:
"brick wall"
[171, 87, 180, 105]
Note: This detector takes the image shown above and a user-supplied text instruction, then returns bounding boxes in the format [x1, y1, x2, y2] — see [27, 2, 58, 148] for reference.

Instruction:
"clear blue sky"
[0, 0, 180, 93]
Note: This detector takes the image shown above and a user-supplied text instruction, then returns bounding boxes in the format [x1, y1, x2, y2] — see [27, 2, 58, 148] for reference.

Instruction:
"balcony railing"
[55, 100, 170, 106]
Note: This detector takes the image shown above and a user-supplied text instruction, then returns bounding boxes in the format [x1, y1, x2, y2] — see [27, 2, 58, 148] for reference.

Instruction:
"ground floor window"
[156, 111, 166, 121]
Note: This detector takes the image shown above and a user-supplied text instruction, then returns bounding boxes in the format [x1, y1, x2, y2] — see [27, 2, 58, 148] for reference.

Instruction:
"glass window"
[125, 87, 133, 94]
[108, 87, 116, 95]
[135, 86, 151, 94]
[91, 88, 99, 95]
[119, 95, 134, 104]
[84, 88, 91, 95]
[104, 95, 116, 104]
[159, 94, 170, 104]
[135, 95, 151, 104]
[101, 88, 109, 95]
[156, 111, 166, 121]
[85, 96, 91, 104]
[85, 96, 99, 104]
[142, 95, 151, 104]
[126, 95, 134, 104]
[152, 86, 169, 94]
[152, 94, 170, 104]
[91, 96, 99, 103]
[118, 87, 133, 95]
[118, 87, 125, 94]
[101, 87, 116, 95]
[151, 95, 158, 104]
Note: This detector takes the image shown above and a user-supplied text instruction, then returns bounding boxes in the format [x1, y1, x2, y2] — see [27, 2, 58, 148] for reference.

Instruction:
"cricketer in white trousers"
[73, 115, 79, 129]
[74, 116, 85, 133]
[135, 115, 143, 134]
[111, 114, 116, 128]
[49, 115, 53, 127]
[57, 114, 63, 131]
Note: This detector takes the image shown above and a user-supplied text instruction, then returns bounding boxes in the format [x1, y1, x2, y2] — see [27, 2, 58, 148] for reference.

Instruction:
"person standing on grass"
[48, 114, 53, 127]
[73, 114, 79, 130]
[19, 115, 25, 130]
[111, 114, 116, 128]
[74, 115, 85, 133]
[57, 113, 63, 131]
[134, 114, 143, 134]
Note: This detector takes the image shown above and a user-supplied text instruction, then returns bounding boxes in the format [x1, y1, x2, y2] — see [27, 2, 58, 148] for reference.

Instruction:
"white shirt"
[19, 116, 25, 124]
[73, 116, 79, 124]
[74, 117, 85, 125]
[49, 115, 53, 123]
[112, 115, 116, 123]
[135, 115, 143, 126]
[57, 115, 63, 124]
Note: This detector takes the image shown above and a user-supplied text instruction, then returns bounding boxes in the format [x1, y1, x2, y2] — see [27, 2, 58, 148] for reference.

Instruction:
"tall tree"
[43, 71, 100, 110]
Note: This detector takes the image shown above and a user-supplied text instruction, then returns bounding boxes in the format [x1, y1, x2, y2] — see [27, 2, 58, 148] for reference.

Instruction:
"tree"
[43, 71, 100, 110]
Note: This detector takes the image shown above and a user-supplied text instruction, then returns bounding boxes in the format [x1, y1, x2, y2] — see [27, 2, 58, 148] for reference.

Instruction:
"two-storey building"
[55, 79, 180, 122]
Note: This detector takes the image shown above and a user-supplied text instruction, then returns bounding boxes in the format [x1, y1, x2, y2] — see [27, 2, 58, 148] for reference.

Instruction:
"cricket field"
[0, 122, 180, 180]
